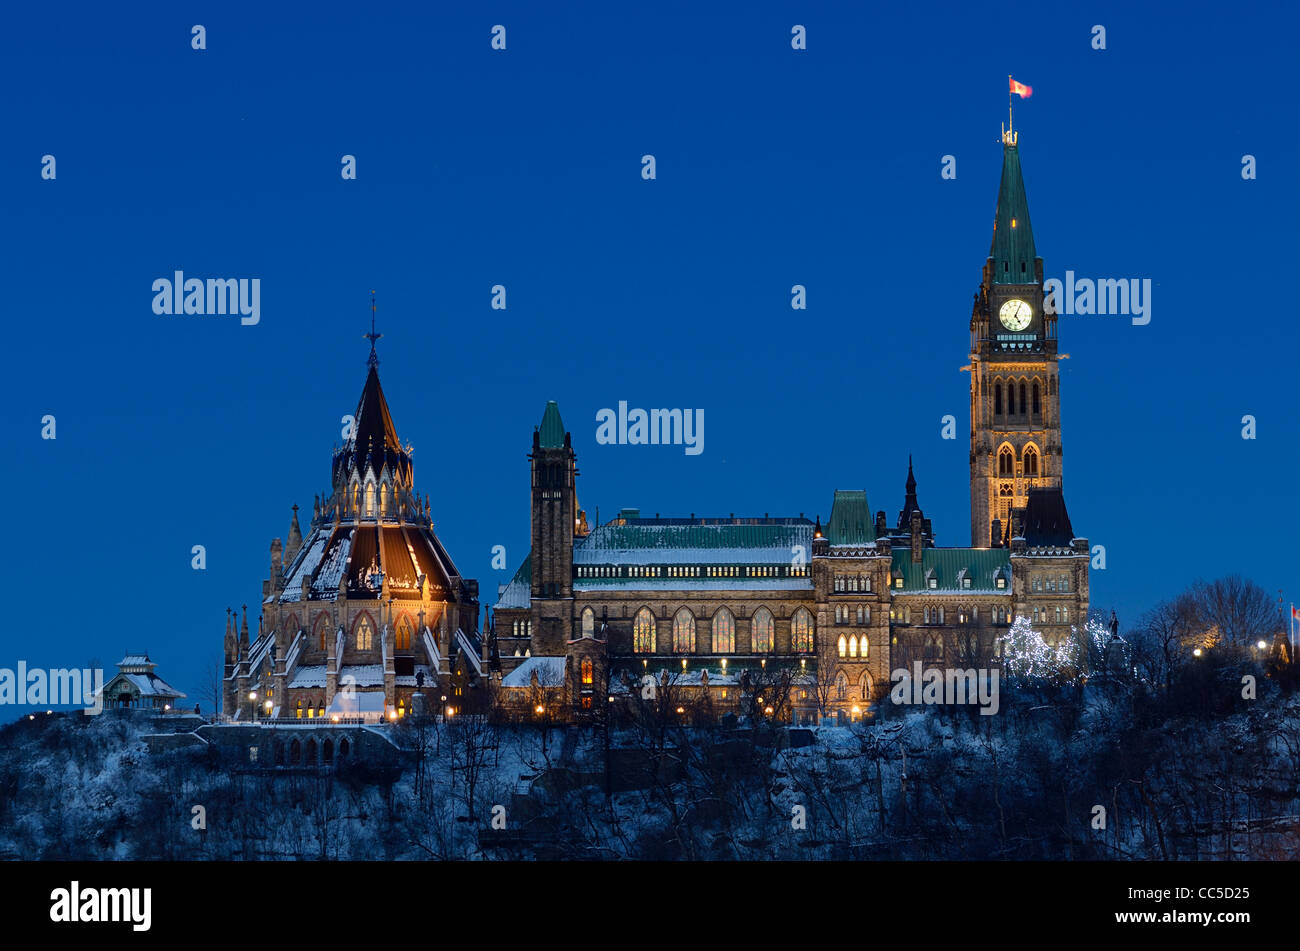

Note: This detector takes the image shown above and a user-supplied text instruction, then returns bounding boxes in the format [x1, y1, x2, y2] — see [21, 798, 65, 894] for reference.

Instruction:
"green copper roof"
[890, 548, 1010, 594]
[827, 490, 875, 545]
[989, 142, 1037, 284]
[575, 520, 812, 564]
[538, 401, 566, 448]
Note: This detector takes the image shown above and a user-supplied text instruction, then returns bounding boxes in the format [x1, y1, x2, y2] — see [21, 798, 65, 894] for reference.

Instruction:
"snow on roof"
[575, 578, 812, 593]
[501, 655, 566, 688]
[102, 672, 185, 699]
[339, 664, 386, 687]
[279, 530, 331, 602]
[310, 529, 352, 600]
[288, 665, 327, 688]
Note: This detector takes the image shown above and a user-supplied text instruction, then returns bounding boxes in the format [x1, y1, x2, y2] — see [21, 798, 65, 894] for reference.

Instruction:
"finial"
[365, 291, 382, 367]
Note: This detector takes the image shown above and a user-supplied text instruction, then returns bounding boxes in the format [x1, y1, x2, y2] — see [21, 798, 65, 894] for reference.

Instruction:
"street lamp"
[1193, 648, 1203, 658]
[1257, 640, 1268, 650]
[249, 691, 258, 721]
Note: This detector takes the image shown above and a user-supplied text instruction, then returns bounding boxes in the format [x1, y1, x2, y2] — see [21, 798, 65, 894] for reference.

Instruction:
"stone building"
[220, 121, 1092, 725]
[222, 333, 483, 723]
[491, 123, 1091, 722]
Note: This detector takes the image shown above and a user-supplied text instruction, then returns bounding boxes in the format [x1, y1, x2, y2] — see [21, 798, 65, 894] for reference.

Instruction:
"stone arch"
[290, 738, 302, 765]
[323, 738, 334, 764]
[305, 738, 317, 765]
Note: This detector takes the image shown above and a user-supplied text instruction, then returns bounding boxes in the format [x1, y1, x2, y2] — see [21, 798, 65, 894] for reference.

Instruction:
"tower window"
[999, 446, 1014, 476]
[1007, 385, 1015, 415]
[1024, 445, 1039, 476]
[1032, 381, 1041, 417]
[1019, 383, 1027, 415]
[994, 383, 1002, 416]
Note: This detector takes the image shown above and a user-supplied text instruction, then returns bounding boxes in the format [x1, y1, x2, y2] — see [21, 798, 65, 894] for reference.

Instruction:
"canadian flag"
[1010, 77, 1033, 98]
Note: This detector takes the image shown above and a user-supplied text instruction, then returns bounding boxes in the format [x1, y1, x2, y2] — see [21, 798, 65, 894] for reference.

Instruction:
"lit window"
[581, 658, 594, 685]
[848, 635, 858, 659]
[581, 607, 595, 638]
[355, 616, 374, 651]
[792, 608, 814, 652]
[838, 635, 847, 658]
[672, 608, 696, 653]
[712, 608, 735, 653]
[633, 608, 655, 653]
[752, 608, 775, 653]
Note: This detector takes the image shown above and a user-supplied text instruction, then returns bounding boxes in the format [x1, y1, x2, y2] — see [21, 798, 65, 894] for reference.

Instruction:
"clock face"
[999, 298, 1032, 331]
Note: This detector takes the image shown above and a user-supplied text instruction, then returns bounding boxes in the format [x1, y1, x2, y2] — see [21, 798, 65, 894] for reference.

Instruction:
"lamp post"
[249, 691, 258, 722]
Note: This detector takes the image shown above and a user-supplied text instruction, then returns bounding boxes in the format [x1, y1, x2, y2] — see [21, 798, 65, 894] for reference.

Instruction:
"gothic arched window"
[792, 608, 814, 653]
[1024, 445, 1039, 476]
[837, 635, 847, 658]
[712, 608, 735, 653]
[1032, 380, 1041, 417]
[1019, 382, 1027, 415]
[994, 382, 1003, 415]
[835, 671, 848, 701]
[395, 615, 412, 651]
[672, 608, 696, 653]
[633, 608, 655, 653]
[752, 608, 774, 653]
[581, 658, 594, 685]
[581, 607, 595, 638]
[999, 446, 1014, 476]
[354, 615, 374, 651]
[1007, 384, 1016, 415]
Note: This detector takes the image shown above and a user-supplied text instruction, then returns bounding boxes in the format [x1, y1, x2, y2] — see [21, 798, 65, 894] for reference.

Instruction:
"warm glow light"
[1193, 648, 1203, 657]
[535, 705, 545, 715]
[720, 658, 727, 669]
[675, 706, 685, 714]
[264, 700, 272, 711]
[764, 706, 774, 716]
[851, 705, 861, 715]
[331, 715, 340, 722]
[388, 710, 397, 720]
[249, 691, 257, 701]
[1257, 640, 1268, 650]
[446, 706, 455, 717]
[681, 658, 687, 669]
[164, 704, 171, 711]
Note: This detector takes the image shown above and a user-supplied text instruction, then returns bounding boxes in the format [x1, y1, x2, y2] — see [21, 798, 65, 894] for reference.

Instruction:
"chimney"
[910, 510, 923, 564]
[991, 517, 1002, 548]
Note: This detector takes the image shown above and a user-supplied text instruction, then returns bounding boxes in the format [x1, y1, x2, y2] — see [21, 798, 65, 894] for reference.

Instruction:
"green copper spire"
[537, 401, 566, 448]
[989, 133, 1037, 284]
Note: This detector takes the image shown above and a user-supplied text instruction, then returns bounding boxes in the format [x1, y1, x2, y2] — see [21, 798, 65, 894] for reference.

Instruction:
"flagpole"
[1008, 74, 1013, 134]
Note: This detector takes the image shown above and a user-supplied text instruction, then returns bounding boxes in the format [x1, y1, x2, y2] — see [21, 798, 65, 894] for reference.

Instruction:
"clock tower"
[968, 124, 1063, 547]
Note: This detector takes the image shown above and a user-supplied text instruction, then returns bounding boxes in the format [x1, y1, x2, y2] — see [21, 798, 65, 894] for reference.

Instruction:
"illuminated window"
[838, 635, 847, 658]
[752, 608, 774, 653]
[1024, 445, 1039, 477]
[848, 635, 858, 658]
[999, 446, 1015, 476]
[296, 699, 303, 719]
[712, 608, 735, 653]
[633, 608, 655, 653]
[672, 608, 696, 653]
[581, 607, 595, 638]
[581, 658, 593, 685]
[395, 615, 412, 651]
[355, 616, 374, 651]
[315, 615, 330, 650]
[792, 608, 814, 653]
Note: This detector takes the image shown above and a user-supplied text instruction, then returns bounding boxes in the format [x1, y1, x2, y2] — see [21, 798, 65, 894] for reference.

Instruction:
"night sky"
[4, 1, 1297, 712]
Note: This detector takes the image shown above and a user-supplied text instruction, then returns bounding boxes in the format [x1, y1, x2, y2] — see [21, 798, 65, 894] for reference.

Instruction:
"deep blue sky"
[3, 1, 1297, 713]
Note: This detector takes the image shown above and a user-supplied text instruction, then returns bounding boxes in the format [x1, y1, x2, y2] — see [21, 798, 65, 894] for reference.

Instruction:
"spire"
[365, 291, 382, 368]
[989, 130, 1037, 284]
[898, 456, 922, 531]
[287, 504, 303, 555]
[538, 401, 566, 448]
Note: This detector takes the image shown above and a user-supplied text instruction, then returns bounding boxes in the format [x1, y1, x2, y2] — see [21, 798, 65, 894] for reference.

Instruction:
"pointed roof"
[989, 138, 1037, 284]
[1021, 487, 1076, 547]
[538, 401, 566, 448]
[352, 364, 403, 457]
[827, 490, 875, 545]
